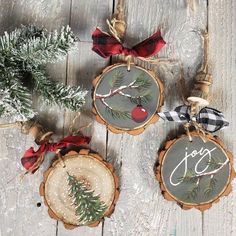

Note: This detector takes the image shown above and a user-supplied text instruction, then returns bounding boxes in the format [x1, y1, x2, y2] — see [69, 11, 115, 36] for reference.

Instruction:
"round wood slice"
[92, 63, 164, 135]
[156, 131, 235, 211]
[40, 149, 119, 228]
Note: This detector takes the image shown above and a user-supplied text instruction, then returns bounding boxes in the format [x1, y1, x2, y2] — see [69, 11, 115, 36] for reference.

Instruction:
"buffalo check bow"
[92, 28, 166, 58]
[158, 105, 229, 133]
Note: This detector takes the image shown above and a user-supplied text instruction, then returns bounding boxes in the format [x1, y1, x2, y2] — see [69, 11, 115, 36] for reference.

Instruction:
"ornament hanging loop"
[56, 150, 66, 168]
[184, 123, 193, 142]
[107, 0, 126, 42]
[187, 32, 212, 107]
[125, 55, 132, 71]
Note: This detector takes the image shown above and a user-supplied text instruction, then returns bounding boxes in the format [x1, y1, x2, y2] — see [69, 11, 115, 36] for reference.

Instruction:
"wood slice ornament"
[40, 149, 119, 229]
[92, 63, 164, 135]
[91, 1, 165, 135]
[156, 132, 235, 211]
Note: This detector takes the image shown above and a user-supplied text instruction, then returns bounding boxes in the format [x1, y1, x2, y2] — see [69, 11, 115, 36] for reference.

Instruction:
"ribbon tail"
[21, 145, 47, 173]
[132, 30, 166, 58]
[21, 135, 91, 174]
[158, 105, 190, 122]
[158, 111, 190, 122]
[48, 135, 91, 152]
[197, 107, 229, 132]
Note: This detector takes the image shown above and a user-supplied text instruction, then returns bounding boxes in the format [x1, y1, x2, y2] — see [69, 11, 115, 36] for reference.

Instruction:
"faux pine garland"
[0, 25, 87, 121]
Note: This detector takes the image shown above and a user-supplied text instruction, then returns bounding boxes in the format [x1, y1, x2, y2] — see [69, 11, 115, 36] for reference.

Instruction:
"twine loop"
[184, 102, 208, 142]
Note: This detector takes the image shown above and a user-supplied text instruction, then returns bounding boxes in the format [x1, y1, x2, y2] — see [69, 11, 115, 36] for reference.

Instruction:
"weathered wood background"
[0, 0, 235, 235]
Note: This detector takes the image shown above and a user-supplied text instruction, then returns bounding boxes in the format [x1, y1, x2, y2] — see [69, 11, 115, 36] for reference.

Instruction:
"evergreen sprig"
[109, 71, 124, 88]
[0, 25, 87, 121]
[0, 67, 34, 120]
[67, 173, 107, 225]
[132, 73, 152, 90]
[105, 106, 131, 120]
[204, 177, 217, 197]
[32, 70, 87, 111]
[129, 90, 152, 105]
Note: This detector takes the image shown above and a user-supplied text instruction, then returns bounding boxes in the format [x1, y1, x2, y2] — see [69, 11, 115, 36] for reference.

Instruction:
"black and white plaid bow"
[158, 105, 229, 132]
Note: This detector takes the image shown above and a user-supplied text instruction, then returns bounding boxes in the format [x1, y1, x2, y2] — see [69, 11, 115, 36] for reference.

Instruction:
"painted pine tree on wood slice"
[67, 172, 107, 225]
[40, 150, 119, 229]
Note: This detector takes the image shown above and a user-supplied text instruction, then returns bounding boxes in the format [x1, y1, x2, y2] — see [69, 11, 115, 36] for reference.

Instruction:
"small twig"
[96, 81, 138, 99]
[101, 98, 113, 110]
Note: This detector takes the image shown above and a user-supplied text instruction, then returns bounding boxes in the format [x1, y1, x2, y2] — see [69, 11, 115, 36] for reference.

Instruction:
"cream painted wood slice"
[41, 150, 119, 228]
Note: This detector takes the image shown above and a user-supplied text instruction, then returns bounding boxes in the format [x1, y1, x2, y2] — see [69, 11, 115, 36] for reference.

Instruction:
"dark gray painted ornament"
[92, 64, 164, 134]
[156, 132, 235, 210]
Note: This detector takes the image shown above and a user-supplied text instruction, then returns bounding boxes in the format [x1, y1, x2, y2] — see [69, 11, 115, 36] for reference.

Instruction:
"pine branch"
[17, 26, 76, 70]
[98, 97, 131, 120]
[185, 182, 199, 200]
[128, 90, 152, 105]
[105, 106, 131, 120]
[204, 176, 217, 197]
[109, 71, 124, 88]
[132, 73, 152, 90]
[179, 159, 228, 201]
[32, 69, 87, 111]
[207, 157, 223, 170]
[177, 169, 197, 183]
[0, 25, 86, 120]
[96, 73, 152, 100]
[0, 68, 34, 120]
[0, 25, 76, 69]
[96, 80, 138, 99]
[67, 173, 107, 225]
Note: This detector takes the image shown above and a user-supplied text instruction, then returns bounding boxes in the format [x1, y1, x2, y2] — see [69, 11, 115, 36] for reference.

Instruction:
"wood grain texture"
[70, 0, 113, 41]
[57, 41, 110, 235]
[61, 13, 113, 236]
[0, 130, 58, 236]
[1, 0, 236, 235]
[0, 0, 70, 32]
[103, 1, 207, 235]
[203, 1, 236, 236]
[0, 0, 70, 235]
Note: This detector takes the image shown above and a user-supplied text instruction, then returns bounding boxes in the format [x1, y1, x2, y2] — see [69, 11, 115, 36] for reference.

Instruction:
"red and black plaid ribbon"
[92, 28, 166, 58]
[21, 135, 91, 173]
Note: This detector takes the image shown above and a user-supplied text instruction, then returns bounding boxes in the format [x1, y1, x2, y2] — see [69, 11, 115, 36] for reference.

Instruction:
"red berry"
[131, 105, 148, 123]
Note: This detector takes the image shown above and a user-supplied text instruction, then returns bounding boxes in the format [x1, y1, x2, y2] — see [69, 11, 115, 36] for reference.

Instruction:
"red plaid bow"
[92, 28, 166, 58]
[21, 135, 90, 173]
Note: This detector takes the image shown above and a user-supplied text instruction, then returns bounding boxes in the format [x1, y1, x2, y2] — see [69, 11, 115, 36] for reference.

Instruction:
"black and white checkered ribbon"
[158, 105, 229, 132]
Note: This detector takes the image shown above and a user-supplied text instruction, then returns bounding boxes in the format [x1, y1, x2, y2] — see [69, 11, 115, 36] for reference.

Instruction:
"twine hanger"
[3, 112, 92, 184]
[185, 31, 212, 142]
[106, 0, 169, 71]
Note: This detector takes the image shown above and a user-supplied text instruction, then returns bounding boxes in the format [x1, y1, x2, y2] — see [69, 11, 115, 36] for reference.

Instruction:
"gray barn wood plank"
[70, 0, 113, 41]
[103, 0, 207, 235]
[0, 130, 57, 236]
[0, 0, 71, 32]
[203, 1, 236, 236]
[0, 0, 71, 235]
[57, 1, 113, 234]
[56, 42, 109, 235]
